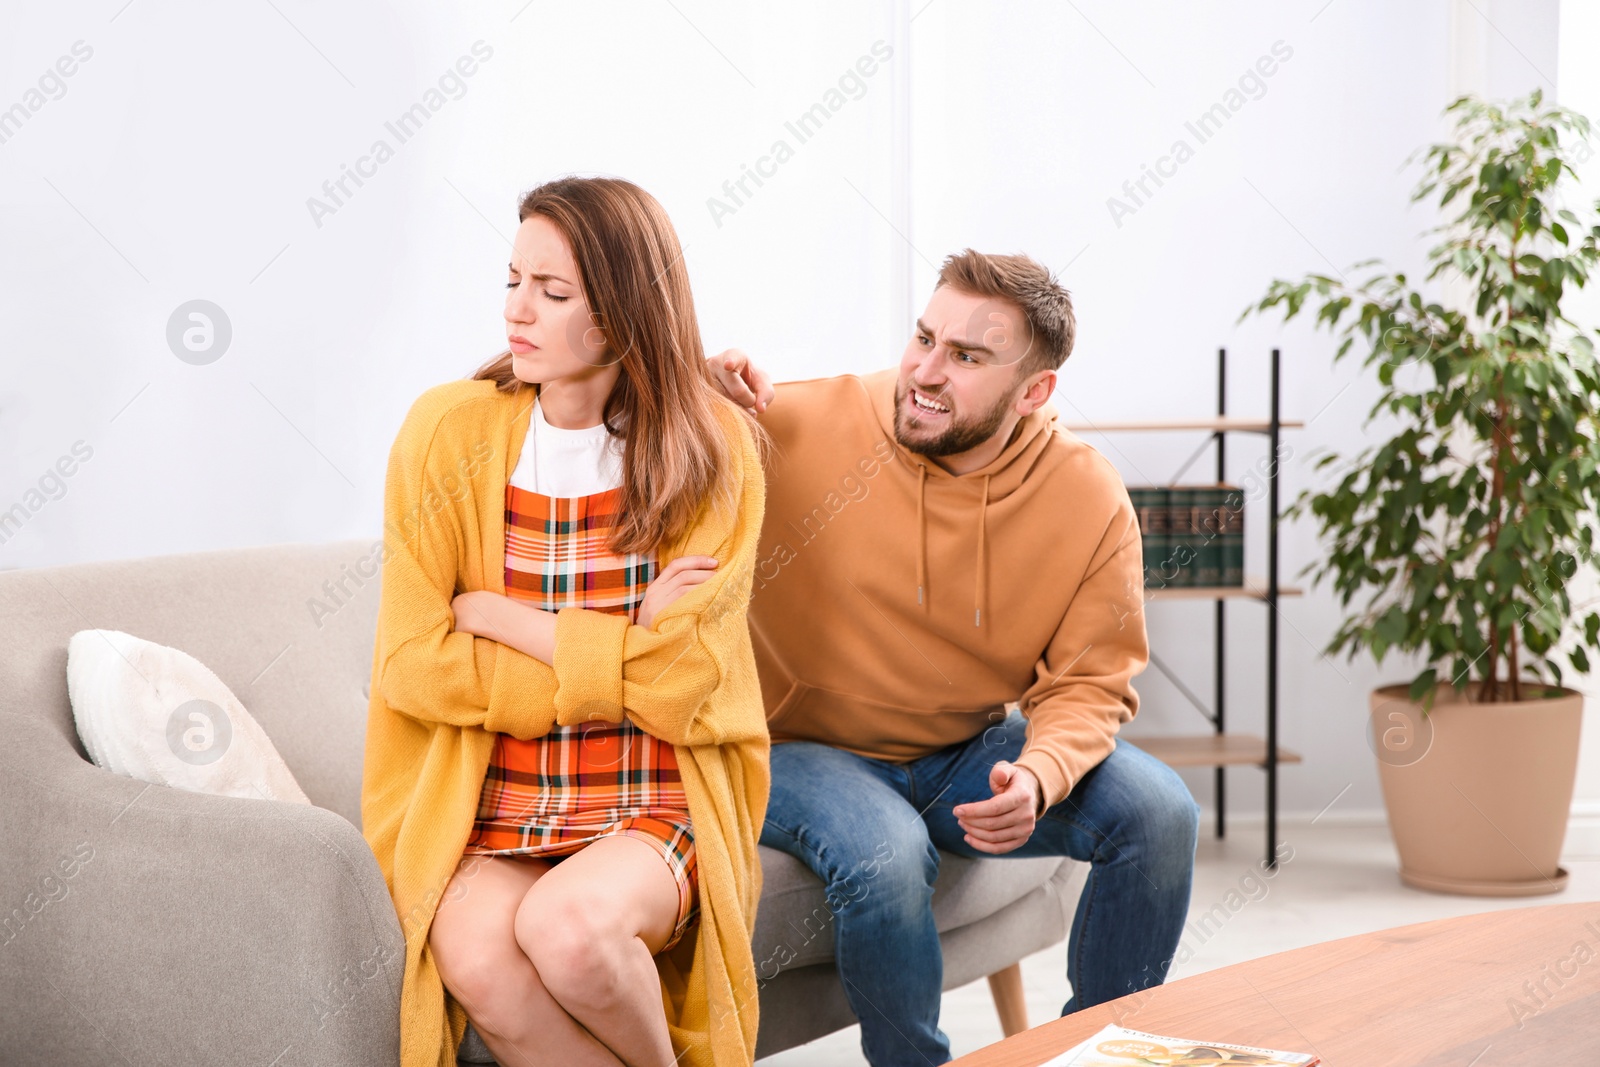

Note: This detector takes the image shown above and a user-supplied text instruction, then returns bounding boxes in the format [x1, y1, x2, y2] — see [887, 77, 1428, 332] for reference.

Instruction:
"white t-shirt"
[508, 392, 623, 497]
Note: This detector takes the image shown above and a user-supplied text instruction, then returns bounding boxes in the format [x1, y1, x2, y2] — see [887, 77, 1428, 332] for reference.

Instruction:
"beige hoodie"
[747, 367, 1149, 810]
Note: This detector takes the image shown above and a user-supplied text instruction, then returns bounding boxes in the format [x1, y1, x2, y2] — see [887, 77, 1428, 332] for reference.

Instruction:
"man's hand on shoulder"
[706, 348, 775, 415]
[952, 761, 1042, 855]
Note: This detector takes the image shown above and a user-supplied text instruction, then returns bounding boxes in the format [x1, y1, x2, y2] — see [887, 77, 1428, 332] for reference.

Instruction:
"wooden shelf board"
[1129, 733, 1303, 768]
[1145, 580, 1303, 601]
[1063, 417, 1305, 433]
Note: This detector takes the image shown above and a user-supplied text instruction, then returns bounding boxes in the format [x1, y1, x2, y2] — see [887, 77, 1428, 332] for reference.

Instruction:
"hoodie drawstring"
[975, 474, 990, 627]
[915, 464, 928, 607]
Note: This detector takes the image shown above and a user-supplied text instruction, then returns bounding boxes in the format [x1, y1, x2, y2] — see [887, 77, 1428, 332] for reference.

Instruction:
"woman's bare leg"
[514, 835, 685, 1067]
[430, 853, 623, 1067]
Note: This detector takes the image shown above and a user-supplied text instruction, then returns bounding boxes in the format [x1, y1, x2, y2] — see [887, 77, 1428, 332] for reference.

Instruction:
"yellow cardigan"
[360, 378, 770, 1067]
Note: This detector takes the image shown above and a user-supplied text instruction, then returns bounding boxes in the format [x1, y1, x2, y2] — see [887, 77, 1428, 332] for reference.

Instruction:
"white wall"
[3, 0, 1592, 832]
[0, 0, 903, 565]
[1556, 0, 1600, 850]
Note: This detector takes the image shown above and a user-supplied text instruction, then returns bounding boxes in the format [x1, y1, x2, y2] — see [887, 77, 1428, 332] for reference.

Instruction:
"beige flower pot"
[1368, 681, 1583, 896]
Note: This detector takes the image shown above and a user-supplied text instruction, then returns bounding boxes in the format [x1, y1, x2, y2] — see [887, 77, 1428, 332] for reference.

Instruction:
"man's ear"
[1015, 369, 1056, 416]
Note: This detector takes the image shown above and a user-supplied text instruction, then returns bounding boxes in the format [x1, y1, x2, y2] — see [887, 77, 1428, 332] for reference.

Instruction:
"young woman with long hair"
[360, 176, 770, 1067]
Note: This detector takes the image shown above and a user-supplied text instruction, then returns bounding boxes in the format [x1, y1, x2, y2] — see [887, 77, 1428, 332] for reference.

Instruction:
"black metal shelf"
[1063, 348, 1296, 869]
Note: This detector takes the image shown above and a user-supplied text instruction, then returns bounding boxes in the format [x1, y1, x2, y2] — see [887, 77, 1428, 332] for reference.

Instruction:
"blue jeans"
[759, 712, 1200, 1067]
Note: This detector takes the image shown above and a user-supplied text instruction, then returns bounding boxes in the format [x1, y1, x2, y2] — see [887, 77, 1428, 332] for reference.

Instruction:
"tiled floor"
[756, 818, 1600, 1065]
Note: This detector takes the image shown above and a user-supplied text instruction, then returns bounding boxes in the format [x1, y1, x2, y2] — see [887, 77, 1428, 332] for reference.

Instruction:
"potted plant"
[1245, 89, 1600, 896]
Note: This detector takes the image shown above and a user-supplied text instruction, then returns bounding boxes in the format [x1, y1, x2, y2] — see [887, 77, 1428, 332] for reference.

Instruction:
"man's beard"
[893, 378, 1016, 458]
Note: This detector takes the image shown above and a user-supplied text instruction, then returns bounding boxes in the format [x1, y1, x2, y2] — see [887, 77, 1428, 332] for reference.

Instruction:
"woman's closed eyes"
[505, 280, 569, 301]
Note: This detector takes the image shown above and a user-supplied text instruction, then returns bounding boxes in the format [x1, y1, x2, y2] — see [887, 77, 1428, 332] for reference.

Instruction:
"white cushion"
[66, 629, 311, 805]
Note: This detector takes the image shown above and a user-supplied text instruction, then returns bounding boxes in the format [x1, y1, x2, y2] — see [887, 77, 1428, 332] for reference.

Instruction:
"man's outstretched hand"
[951, 761, 1042, 855]
[706, 348, 775, 414]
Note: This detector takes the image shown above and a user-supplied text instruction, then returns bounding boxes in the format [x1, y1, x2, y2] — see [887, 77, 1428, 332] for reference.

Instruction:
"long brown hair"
[473, 176, 764, 555]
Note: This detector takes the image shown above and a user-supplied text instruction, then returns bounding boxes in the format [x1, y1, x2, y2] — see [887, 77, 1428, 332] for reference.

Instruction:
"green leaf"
[1239, 89, 1600, 694]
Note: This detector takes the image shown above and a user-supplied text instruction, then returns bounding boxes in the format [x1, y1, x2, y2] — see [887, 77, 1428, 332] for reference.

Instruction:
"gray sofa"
[0, 539, 1087, 1065]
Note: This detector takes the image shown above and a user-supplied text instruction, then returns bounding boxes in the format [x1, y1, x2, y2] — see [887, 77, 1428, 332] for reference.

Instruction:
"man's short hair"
[935, 249, 1076, 376]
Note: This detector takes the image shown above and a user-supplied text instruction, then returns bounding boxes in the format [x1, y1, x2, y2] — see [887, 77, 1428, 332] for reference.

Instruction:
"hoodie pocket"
[766, 679, 813, 732]
[770, 684, 986, 761]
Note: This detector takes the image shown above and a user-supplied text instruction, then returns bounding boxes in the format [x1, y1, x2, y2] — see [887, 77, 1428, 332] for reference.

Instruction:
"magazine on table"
[1036, 1024, 1319, 1066]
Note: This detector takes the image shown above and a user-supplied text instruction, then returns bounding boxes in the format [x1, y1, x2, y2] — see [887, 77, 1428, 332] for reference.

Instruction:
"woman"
[360, 176, 770, 1067]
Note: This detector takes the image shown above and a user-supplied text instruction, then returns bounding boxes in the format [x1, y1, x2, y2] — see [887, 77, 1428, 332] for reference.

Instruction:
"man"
[705, 249, 1200, 1066]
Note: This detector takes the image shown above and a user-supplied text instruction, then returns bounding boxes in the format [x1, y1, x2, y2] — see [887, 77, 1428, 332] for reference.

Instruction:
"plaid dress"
[463, 481, 698, 949]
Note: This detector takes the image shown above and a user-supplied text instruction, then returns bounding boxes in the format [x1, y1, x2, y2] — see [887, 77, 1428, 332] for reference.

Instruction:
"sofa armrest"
[0, 710, 403, 1067]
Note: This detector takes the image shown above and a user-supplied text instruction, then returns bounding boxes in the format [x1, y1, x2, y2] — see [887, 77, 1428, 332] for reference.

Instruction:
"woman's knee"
[429, 855, 550, 1026]
[515, 892, 634, 1010]
[430, 914, 528, 1027]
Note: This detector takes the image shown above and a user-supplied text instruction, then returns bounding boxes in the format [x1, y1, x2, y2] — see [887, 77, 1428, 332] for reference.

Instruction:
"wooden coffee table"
[952, 902, 1600, 1065]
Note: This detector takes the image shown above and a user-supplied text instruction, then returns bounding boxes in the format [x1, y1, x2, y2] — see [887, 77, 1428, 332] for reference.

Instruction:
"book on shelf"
[1128, 486, 1168, 588]
[1036, 1023, 1319, 1066]
[1130, 483, 1244, 590]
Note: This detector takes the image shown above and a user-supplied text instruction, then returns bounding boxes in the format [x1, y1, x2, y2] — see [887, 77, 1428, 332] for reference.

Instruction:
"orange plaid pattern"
[463, 483, 698, 948]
